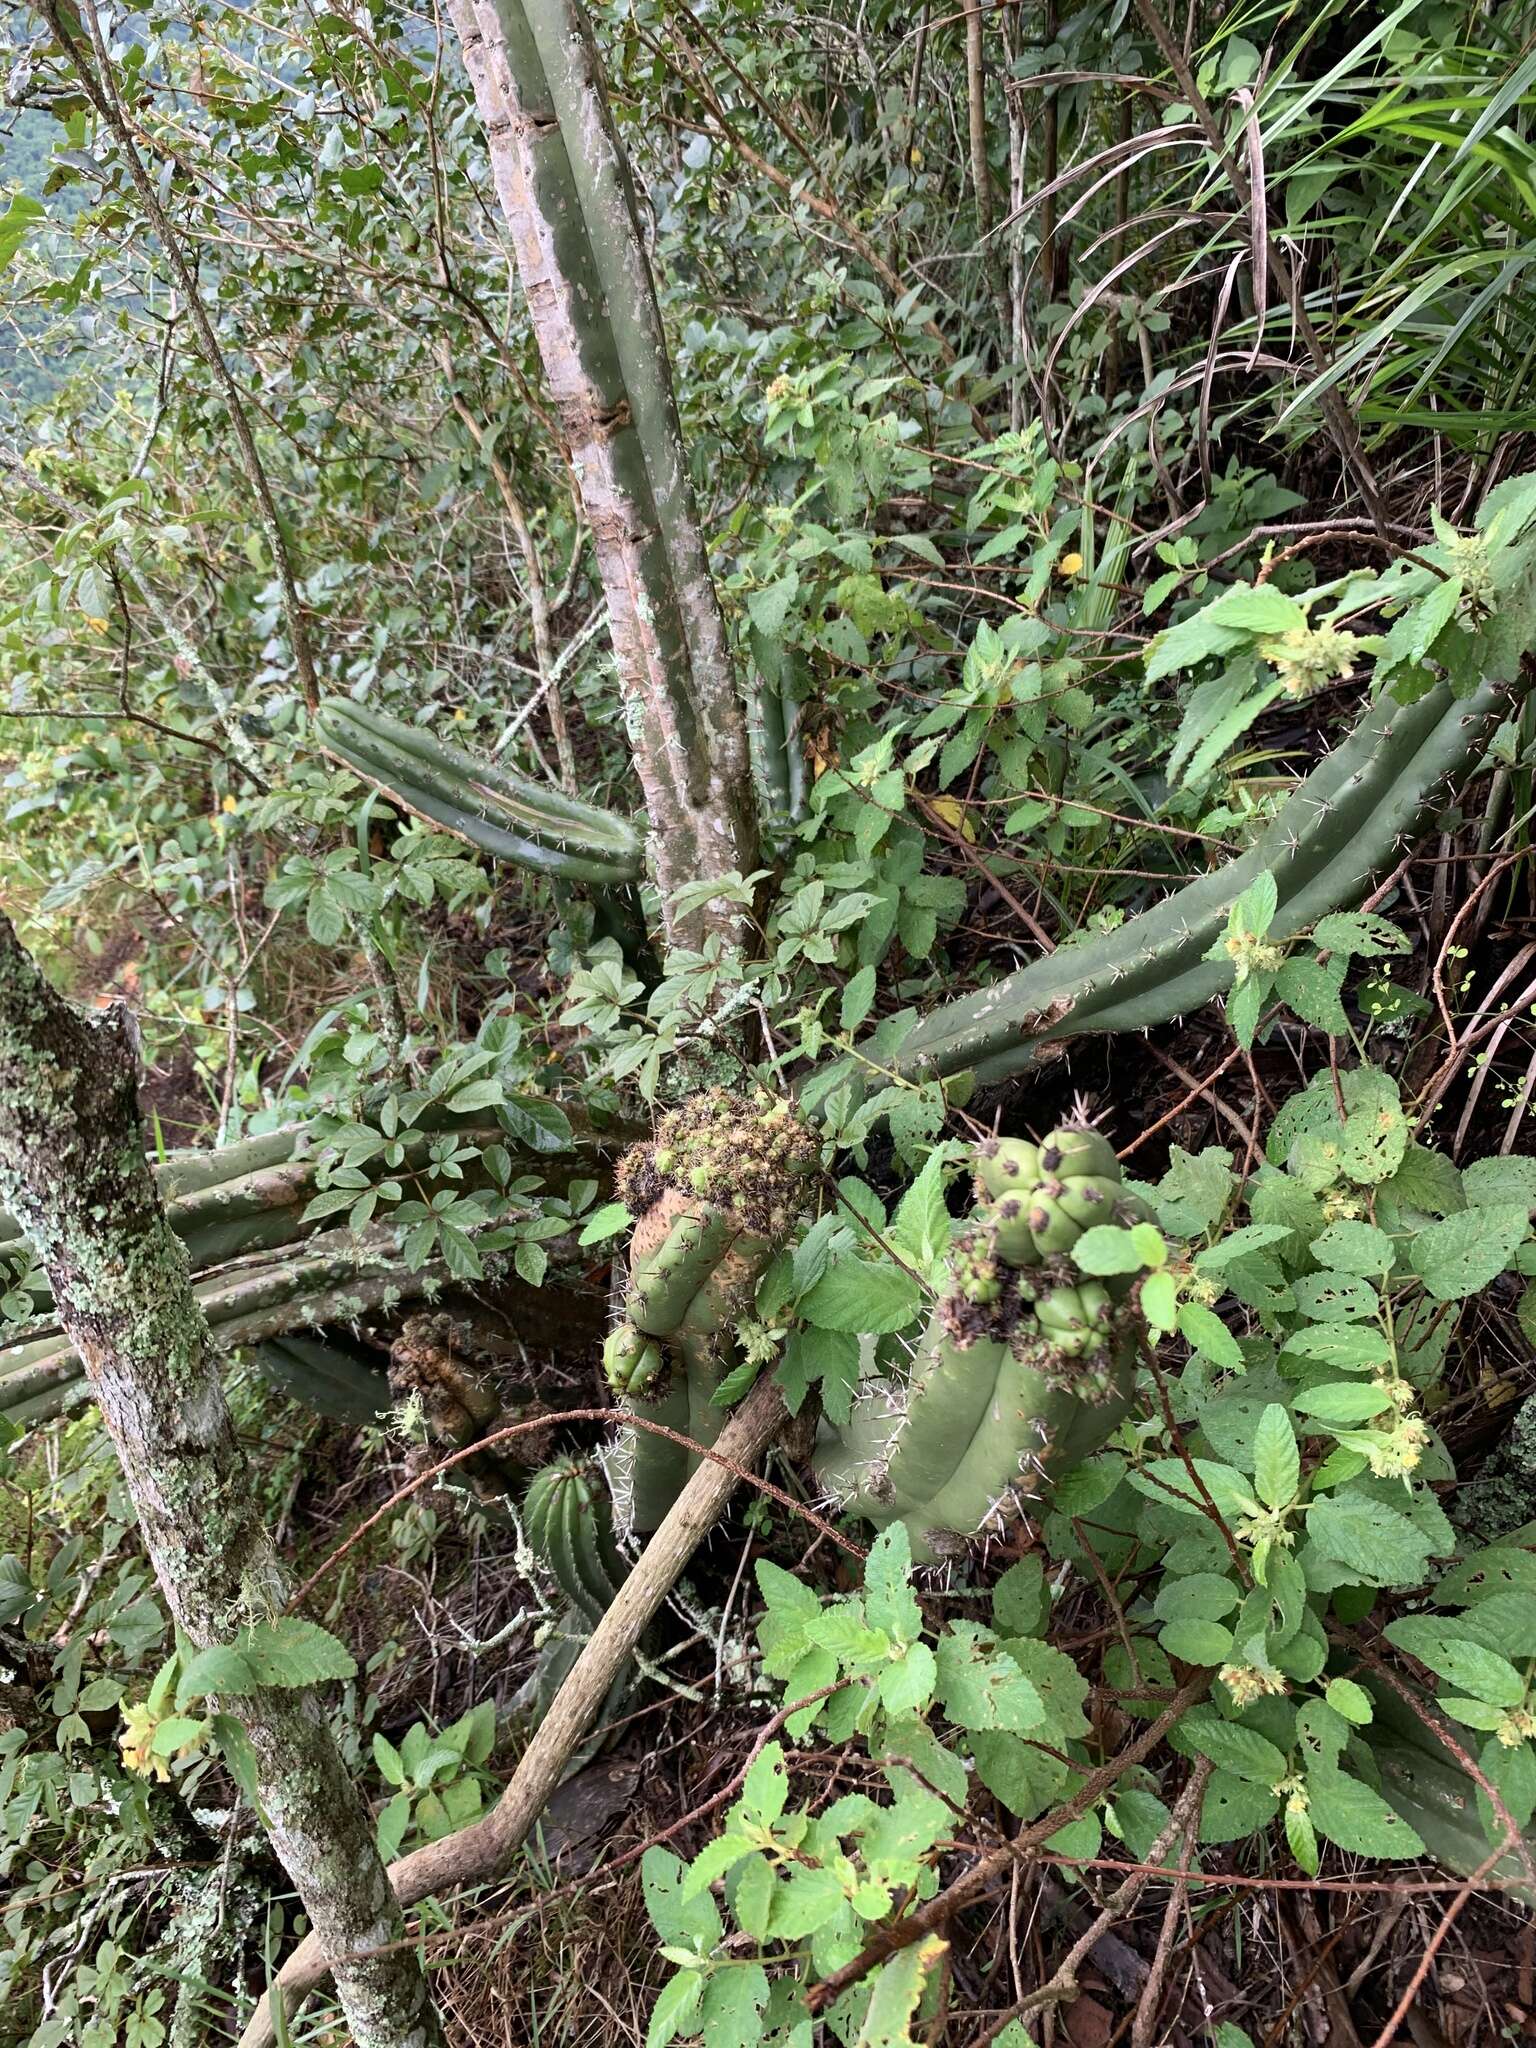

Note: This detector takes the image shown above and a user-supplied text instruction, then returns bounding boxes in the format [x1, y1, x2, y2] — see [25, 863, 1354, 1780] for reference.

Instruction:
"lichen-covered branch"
[0, 911, 442, 2048]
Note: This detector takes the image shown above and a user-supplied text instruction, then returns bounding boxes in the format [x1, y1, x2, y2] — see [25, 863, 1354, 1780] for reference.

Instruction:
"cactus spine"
[816, 1126, 1145, 1564]
[315, 700, 645, 885]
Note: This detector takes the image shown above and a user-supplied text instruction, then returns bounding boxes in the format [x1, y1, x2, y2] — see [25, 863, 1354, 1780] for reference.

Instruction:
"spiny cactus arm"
[1054, 672, 1515, 1052]
[873, 1328, 1004, 1512]
[894, 667, 1523, 1086]
[627, 1206, 739, 1337]
[621, 1375, 691, 1534]
[0, 1232, 453, 1426]
[315, 701, 643, 886]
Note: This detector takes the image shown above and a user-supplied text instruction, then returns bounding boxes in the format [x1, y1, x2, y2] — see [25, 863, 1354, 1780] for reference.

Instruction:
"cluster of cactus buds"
[606, 1089, 818, 1532]
[521, 1455, 630, 1627]
[815, 1125, 1145, 1563]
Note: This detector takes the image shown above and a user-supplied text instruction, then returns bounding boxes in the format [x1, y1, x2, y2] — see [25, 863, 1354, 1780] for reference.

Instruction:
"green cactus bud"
[1026, 1196, 1081, 1257]
[975, 1136, 1042, 1200]
[1038, 1127, 1120, 1180]
[603, 1322, 664, 1395]
[1055, 1174, 1124, 1229]
[986, 1194, 1039, 1268]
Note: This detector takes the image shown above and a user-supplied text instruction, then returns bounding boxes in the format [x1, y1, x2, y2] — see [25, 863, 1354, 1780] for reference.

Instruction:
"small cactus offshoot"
[815, 1125, 1144, 1564]
[614, 1089, 818, 1532]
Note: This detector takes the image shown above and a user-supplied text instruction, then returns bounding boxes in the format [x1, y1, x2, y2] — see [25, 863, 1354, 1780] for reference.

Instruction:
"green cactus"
[614, 1089, 818, 1532]
[853, 665, 1528, 1092]
[815, 1125, 1142, 1564]
[602, 1321, 664, 1397]
[0, 1229, 458, 1431]
[315, 699, 645, 885]
[522, 1455, 630, 1626]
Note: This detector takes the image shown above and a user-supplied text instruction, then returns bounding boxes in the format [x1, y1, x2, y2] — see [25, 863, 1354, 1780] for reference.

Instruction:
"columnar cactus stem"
[816, 1126, 1147, 1562]
[884, 668, 1528, 1087]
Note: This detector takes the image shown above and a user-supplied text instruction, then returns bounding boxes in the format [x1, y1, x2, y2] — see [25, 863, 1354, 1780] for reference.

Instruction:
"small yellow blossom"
[1219, 1662, 1289, 1708]
[1058, 551, 1084, 578]
[220, 794, 238, 815]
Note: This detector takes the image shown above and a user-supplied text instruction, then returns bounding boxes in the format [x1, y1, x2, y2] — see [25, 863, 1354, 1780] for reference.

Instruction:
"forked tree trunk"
[0, 912, 443, 2048]
[447, 0, 759, 949]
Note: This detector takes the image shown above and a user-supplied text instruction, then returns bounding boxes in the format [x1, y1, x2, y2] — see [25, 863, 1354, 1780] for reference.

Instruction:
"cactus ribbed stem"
[316, 701, 644, 885]
[887, 670, 1525, 1087]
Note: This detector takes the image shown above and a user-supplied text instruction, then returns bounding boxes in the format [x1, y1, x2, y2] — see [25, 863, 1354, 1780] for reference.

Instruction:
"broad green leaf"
[801, 1257, 922, 1334]
[1409, 1203, 1531, 1300]
[1176, 1710, 1288, 1784]
[1306, 1495, 1437, 1587]
[1252, 1405, 1300, 1510]
[1307, 1766, 1425, 1859]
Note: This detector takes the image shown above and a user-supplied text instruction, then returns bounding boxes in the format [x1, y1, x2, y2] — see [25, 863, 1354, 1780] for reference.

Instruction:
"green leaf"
[0, 192, 44, 271]
[1384, 1618, 1527, 1706]
[841, 963, 878, 1033]
[800, 1257, 922, 1334]
[1176, 1301, 1243, 1368]
[498, 1095, 573, 1154]
[1252, 1405, 1300, 1511]
[1291, 1382, 1394, 1427]
[1325, 1678, 1373, 1726]
[1409, 1203, 1531, 1300]
[1285, 1801, 1320, 1875]
[573, 1196, 626, 1245]
[177, 1619, 357, 1707]
[1176, 1710, 1288, 1784]
[699, 1961, 770, 2044]
[1275, 956, 1350, 1037]
[934, 1624, 1043, 1732]
[1306, 1766, 1425, 1859]
[646, 1969, 704, 2048]
[1306, 1496, 1437, 1587]
[1309, 1222, 1395, 1276]
[993, 1557, 1048, 1637]
[1311, 911, 1411, 959]
[1071, 1225, 1146, 1275]
[1281, 1324, 1391, 1370]
[857, 1935, 950, 2048]
[1154, 1572, 1240, 1624]
[863, 1524, 922, 1645]
[1159, 1618, 1234, 1664]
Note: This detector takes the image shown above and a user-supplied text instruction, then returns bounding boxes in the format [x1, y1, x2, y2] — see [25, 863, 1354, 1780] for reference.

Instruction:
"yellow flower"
[220, 794, 238, 815]
[1058, 551, 1084, 578]
[119, 1701, 170, 1782]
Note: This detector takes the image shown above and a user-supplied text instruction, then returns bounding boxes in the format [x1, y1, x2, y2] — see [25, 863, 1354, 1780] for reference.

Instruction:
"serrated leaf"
[857, 1935, 950, 2047]
[1177, 1710, 1288, 1783]
[1384, 1618, 1527, 1705]
[1307, 1766, 1425, 1859]
[177, 1619, 356, 1708]
[1306, 1495, 1437, 1587]
[1410, 1203, 1531, 1300]
[1177, 1300, 1243, 1368]
[1252, 1404, 1300, 1510]
[1291, 1382, 1394, 1427]
[800, 1257, 922, 1333]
